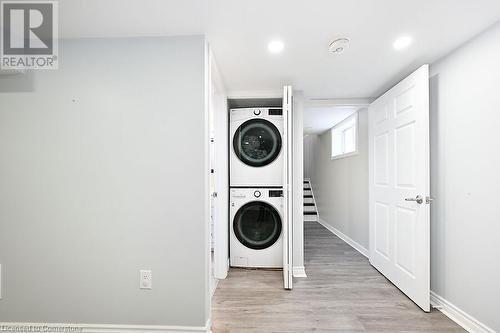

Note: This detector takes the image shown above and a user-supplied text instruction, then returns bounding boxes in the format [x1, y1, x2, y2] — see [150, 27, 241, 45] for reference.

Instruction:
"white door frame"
[208, 48, 229, 280]
[282, 85, 294, 290]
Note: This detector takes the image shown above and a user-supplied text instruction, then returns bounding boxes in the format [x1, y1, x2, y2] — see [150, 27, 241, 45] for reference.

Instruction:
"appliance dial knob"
[254, 190, 261, 198]
[254, 109, 261, 116]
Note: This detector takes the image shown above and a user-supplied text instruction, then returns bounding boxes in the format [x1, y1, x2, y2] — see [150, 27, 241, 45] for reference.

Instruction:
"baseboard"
[317, 219, 369, 258]
[0, 320, 211, 333]
[430, 292, 495, 333]
[292, 266, 307, 278]
[211, 277, 219, 298]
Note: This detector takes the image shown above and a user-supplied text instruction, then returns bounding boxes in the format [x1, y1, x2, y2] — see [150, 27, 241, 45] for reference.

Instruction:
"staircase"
[303, 179, 318, 222]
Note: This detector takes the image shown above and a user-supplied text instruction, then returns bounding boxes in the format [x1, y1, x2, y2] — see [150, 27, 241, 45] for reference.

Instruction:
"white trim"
[204, 41, 212, 322]
[226, 90, 282, 99]
[317, 219, 369, 258]
[292, 266, 307, 278]
[0, 320, 211, 333]
[430, 292, 495, 333]
[211, 277, 219, 298]
[304, 98, 374, 108]
[282, 85, 294, 290]
[331, 112, 359, 159]
[330, 150, 359, 160]
[208, 45, 229, 281]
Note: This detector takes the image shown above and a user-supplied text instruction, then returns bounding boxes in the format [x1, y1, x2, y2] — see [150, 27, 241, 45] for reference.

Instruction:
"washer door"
[233, 201, 282, 250]
[233, 119, 282, 167]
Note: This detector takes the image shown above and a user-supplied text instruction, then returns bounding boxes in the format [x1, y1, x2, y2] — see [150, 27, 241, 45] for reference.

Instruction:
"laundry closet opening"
[208, 83, 302, 293]
[208, 82, 304, 296]
[227, 98, 285, 271]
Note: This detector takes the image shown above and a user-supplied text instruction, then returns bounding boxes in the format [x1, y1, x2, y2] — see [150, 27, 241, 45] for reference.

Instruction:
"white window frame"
[331, 112, 359, 160]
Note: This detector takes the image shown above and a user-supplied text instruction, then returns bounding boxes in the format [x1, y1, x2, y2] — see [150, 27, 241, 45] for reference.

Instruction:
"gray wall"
[0, 36, 209, 327]
[430, 22, 500, 331]
[308, 109, 369, 249]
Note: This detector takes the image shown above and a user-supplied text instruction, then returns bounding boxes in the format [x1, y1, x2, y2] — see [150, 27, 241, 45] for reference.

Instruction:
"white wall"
[429, 22, 500, 332]
[0, 36, 210, 328]
[308, 109, 369, 249]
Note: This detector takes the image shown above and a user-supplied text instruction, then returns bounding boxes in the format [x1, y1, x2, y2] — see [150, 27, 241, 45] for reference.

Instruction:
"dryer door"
[233, 201, 282, 250]
[233, 119, 282, 167]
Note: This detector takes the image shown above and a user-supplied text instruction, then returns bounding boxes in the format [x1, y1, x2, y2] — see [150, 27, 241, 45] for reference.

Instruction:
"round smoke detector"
[329, 38, 350, 55]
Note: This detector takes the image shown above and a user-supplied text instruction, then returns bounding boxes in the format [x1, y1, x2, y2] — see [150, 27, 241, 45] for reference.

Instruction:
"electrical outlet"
[140, 270, 152, 290]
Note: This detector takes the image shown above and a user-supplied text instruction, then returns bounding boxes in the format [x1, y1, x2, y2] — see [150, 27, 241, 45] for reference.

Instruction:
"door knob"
[405, 195, 423, 204]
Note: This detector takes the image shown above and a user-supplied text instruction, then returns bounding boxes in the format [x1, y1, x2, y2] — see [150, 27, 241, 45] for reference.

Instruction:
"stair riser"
[304, 215, 317, 222]
[304, 197, 314, 204]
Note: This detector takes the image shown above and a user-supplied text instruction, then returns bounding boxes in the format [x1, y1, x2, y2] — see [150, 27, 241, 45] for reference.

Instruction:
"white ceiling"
[60, 0, 500, 99]
[304, 106, 361, 135]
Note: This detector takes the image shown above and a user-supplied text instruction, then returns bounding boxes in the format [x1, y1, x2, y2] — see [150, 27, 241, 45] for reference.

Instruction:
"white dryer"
[230, 108, 283, 187]
[230, 187, 283, 268]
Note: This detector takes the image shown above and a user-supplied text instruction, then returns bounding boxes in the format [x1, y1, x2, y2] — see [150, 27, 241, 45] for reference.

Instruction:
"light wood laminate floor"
[212, 221, 464, 333]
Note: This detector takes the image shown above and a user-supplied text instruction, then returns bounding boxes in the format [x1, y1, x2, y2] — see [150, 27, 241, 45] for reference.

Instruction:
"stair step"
[304, 188, 311, 191]
[304, 211, 318, 215]
[304, 215, 317, 222]
[304, 203, 315, 206]
[304, 195, 313, 198]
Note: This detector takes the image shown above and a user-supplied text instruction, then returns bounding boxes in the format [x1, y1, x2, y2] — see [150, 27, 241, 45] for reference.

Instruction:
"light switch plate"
[140, 270, 152, 290]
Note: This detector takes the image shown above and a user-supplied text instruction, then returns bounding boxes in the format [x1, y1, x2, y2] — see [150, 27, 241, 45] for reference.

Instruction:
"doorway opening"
[301, 65, 432, 314]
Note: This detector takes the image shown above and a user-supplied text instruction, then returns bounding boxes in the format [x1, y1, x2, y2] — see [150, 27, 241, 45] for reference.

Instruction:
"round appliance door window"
[233, 201, 282, 250]
[233, 119, 282, 167]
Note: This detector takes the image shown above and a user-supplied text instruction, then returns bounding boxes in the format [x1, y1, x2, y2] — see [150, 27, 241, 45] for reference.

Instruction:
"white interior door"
[368, 65, 430, 311]
[282, 85, 293, 290]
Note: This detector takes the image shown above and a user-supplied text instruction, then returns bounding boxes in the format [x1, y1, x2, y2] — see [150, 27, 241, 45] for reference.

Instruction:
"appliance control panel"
[268, 108, 283, 116]
[230, 107, 283, 119]
[269, 190, 283, 197]
[231, 188, 284, 201]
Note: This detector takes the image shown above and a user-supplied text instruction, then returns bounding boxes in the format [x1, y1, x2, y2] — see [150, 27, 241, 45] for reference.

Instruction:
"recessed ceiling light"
[268, 40, 284, 54]
[393, 36, 412, 50]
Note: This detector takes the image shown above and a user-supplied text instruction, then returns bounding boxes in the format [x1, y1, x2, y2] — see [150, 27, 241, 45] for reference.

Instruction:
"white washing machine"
[230, 187, 283, 268]
[230, 107, 283, 187]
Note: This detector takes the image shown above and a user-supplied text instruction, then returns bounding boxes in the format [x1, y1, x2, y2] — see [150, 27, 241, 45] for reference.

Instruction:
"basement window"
[331, 112, 358, 159]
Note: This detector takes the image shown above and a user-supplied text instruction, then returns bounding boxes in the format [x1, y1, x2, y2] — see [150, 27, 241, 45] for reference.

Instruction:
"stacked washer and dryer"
[229, 107, 284, 268]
